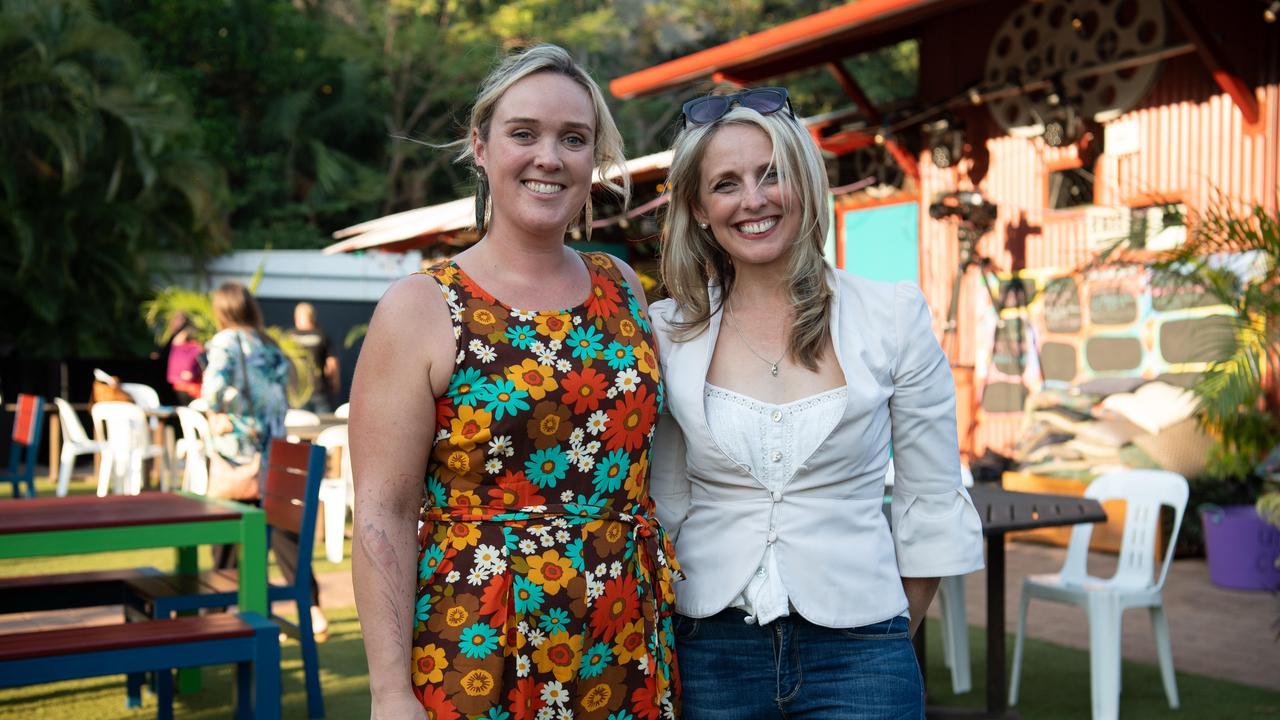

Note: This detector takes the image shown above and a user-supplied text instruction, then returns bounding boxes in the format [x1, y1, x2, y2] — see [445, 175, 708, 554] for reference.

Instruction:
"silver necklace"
[725, 306, 785, 377]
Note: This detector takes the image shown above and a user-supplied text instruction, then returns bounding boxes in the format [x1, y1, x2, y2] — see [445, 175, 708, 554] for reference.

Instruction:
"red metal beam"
[819, 130, 878, 156]
[1165, 0, 1260, 124]
[827, 62, 883, 124]
[609, 0, 947, 99]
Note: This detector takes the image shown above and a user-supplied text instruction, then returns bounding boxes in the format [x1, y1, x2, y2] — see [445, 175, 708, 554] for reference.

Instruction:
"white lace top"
[704, 383, 847, 625]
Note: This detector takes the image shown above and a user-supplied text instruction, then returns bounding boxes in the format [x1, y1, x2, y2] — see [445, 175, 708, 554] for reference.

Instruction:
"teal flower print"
[419, 544, 446, 579]
[458, 622, 501, 659]
[579, 641, 614, 678]
[505, 324, 536, 349]
[609, 711, 637, 720]
[512, 575, 545, 614]
[483, 710, 512, 720]
[525, 446, 569, 488]
[564, 491, 606, 519]
[426, 476, 447, 507]
[538, 607, 571, 634]
[564, 537, 586, 571]
[628, 294, 650, 332]
[567, 325, 605, 361]
[477, 379, 531, 420]
[604, 341, 635, 370]
[447, 367, 489, 407]
[414, 592, 434, 623]
[592, 449, 631, 493]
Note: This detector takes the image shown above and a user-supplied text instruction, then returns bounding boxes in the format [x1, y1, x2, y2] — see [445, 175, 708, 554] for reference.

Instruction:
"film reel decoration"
[836, 145, 906, 197]
[983, 0, 1166, 137]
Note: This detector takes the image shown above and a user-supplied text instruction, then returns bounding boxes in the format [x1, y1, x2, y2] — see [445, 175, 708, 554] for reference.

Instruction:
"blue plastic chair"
[2, 394, 46, 498]
[127, 439, 327, 718]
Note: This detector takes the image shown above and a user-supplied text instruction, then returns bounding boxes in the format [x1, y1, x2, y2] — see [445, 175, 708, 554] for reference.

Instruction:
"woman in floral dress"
[350, 45, 680, 720]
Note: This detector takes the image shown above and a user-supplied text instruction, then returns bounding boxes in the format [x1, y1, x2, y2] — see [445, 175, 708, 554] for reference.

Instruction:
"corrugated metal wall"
[914, 54, 1279, 454]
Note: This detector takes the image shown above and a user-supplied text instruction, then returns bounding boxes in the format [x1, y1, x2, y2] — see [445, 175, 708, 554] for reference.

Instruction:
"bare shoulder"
[604, 254, 651, 311]
[363, 274, 456, 394]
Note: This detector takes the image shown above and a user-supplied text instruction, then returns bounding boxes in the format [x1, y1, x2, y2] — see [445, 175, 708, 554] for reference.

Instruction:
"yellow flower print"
[634, 340, 660, 382]
[531, 630, 583, 682]
[525, 549, 578, 595]
[580, 681, 612, 712]
[412, 643, 448, 685]
[507, 358, 558, 401]
[612, 618, 648, 663]
[625, 451, 648, 501]
[535, 312, 572, 341]
[449, 405, 493, 451]
[445, 521, 481, 551]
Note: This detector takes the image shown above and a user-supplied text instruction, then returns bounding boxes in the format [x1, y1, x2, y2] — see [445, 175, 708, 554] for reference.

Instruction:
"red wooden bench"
[0, 612, 280, 719]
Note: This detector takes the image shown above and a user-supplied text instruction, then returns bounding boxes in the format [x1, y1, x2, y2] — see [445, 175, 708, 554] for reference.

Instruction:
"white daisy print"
[467, 338, 485, 352]
[555, 530, 571, 544]
[569, 428, 586, 447]
[541, 681, 569, 706]
[585, 411, 609, 435]
[518, 539, 538, 554]
[560, 489, 575, 503]
[488, 435, 514, 457]
[609, 561, 623, 578]
[529, 340, 546, 355]
[474, 544, 502, 572]
[536, 346, 558, 365]
[583, 440, 601, 455]
[595, 563, 608, 577]
[614, 368, 641, 393]
[445, 570, 461, 583]
[587, 577, 605, 601]
[515, 654, 531, 677]
[536, 708, 556, 720]
[477, 345, 497, 363]
[576, 456, 596, 473]
[528, 628, 547, 647]
[605, 387, 619, 399]
[539, 533, 556, 547]
[514, 310, 537, 321]
[556, 708, 575, 720]
[485, 458, 503, 474]
[466, 566, 490, 585]
[555, 358, 573, 374]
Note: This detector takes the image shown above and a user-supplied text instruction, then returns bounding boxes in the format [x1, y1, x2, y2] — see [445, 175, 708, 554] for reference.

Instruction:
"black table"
[925, 484, 1107, 719]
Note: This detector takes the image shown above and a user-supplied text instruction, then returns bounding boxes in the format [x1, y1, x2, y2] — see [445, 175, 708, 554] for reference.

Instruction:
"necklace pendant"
[770, 364, 779, 377]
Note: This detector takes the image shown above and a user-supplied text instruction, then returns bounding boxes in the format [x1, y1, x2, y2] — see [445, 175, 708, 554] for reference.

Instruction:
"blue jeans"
[675, 610, 923, 719]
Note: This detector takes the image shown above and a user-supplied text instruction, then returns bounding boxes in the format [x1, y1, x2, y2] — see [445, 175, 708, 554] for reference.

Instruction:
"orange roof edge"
[610, 0, 939, 99]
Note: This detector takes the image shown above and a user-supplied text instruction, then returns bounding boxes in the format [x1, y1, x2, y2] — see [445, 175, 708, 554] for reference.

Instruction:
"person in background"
[205, 282, 329, 638]
[165, 311, 204, 405]
[649, 89, 985, 718]
[288, 301, 340, 414]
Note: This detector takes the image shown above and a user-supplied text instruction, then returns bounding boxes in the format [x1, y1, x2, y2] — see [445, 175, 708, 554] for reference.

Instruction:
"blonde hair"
[211, 282, 265, 332]
[457, 44, 630, 236]
[659, 106, 833, 369]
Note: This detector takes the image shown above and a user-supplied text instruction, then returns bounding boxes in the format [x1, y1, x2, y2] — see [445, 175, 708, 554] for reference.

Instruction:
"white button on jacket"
[649, 270, 985, 628]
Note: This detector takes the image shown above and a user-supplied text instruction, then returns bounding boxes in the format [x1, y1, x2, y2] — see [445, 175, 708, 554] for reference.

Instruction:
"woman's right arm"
[349, 275, 454, 719]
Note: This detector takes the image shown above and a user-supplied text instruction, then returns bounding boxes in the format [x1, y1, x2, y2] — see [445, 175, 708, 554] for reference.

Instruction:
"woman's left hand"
[901, 576, 941, 637]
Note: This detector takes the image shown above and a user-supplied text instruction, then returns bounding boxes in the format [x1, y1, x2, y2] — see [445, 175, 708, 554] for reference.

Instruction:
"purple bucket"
[1201, 504, 1280, 591]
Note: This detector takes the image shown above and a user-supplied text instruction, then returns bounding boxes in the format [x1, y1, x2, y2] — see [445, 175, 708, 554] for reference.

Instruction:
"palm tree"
[0, 0, 229, 358]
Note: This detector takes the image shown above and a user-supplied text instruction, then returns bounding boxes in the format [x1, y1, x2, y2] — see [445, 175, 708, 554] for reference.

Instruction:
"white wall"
[160, 249, 422, 302]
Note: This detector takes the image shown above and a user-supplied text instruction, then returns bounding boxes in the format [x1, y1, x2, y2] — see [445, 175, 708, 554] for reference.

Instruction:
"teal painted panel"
[841, 202, 919, 283]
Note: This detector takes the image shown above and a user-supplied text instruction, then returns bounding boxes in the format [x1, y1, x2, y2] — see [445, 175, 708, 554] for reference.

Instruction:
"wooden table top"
[0, 493, 242, 535]
[968, 484, 1107, 534]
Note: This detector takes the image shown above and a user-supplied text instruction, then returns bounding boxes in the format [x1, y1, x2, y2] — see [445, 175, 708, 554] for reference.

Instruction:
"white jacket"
[649, 270, 985, 627]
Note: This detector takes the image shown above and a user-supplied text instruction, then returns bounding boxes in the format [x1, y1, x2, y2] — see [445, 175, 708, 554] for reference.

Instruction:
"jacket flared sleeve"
[888, 282, 985, 578]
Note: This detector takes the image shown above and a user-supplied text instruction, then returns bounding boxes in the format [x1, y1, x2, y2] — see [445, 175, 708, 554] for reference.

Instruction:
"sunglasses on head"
[679, 87, 794, 128]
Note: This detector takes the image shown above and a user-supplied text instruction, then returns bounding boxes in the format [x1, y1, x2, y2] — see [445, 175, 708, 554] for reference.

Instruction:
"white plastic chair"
[90, 402, 167, 496]
[286, 409, 321, 427]
[119, 382, 161, 409]
[334, 402, 350, 419]
[885, 463, 973, 694]
[53, 398, 107, 497]
[1010, 469, 1188, 720]
[174, 406, 213, 495]
[314, 424, 353, 563]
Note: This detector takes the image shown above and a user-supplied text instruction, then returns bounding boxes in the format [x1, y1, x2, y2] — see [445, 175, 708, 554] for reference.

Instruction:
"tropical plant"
[0, 0, 230, 358]
[1147, 199, 1280, 525]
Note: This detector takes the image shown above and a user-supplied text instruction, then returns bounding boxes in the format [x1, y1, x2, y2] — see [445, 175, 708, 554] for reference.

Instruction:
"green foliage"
[0, 0, 230, 358]
[1147, 199, 1280, 523]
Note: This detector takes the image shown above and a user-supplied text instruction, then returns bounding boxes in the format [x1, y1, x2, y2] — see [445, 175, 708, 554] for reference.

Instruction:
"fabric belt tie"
[420, 503, 682, 702]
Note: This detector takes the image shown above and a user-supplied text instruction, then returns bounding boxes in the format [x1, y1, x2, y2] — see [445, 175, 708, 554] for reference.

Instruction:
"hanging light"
[1042, 105, 1082, 147]
[1266, 1, 1280, 22]
[924, 118, 965, 169]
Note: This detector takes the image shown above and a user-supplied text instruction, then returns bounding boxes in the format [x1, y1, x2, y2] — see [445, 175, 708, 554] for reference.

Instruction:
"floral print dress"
[413, 253, 681, 720]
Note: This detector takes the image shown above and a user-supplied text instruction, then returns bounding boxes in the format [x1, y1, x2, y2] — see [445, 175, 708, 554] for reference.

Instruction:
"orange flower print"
[507, 359, 558, 400]
[590, 574, 640, 641]
[561, 367, 609, 414]
[624, 451, 648, 502]
[525, 549, 578, 594]
[527, 401, 572, 450]
[531, 630, 583, 682]
[417, 684, 461, 720]
[585, 273, 622, 319]
[449, 405, 493, 451]
[507, 677, 546, 720]
[535, 312, 572, 341]
[602, 384, 657, 452]
[631, 674, 664, 720]
[486, 470, 545, 510]
[412, 643, 449, 685]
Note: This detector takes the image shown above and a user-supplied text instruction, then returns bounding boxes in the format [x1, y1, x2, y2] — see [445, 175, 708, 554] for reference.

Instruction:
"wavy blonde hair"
[455, 44, 630, 237]
[659, 106, 833, 369]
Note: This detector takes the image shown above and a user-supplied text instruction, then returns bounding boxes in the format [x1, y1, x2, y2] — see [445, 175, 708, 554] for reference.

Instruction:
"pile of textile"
[1014, 380, 1213, 481]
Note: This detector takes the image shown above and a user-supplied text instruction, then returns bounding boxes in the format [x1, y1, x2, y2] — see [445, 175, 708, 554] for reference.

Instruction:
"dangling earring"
[474, 168, 489, 234]
[582, 197, 593, 242]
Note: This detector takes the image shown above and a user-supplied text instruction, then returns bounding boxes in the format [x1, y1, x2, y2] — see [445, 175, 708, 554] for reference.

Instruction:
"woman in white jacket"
[650, 88, 984, 719]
